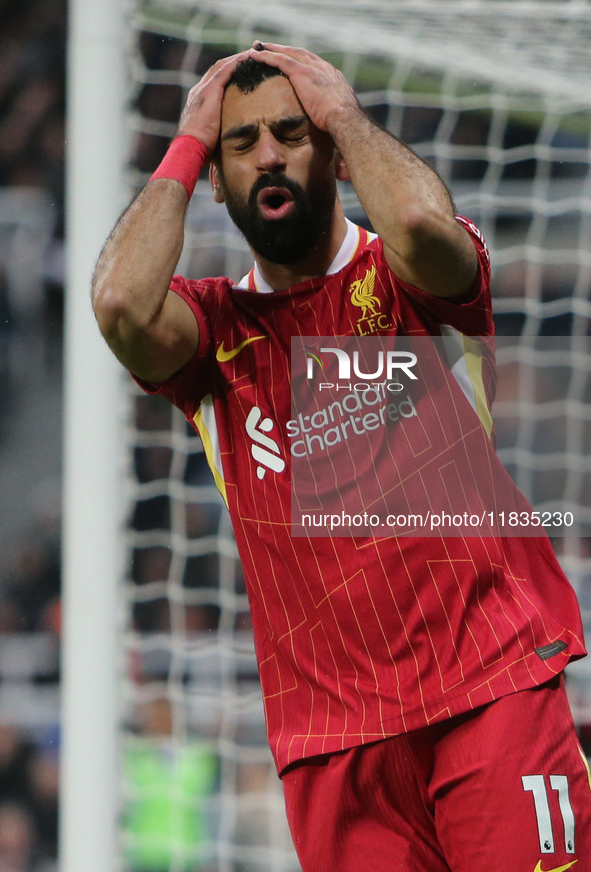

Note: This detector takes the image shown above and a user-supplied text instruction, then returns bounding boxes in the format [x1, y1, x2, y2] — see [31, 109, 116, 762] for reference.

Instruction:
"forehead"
[221, 75, 305, 133]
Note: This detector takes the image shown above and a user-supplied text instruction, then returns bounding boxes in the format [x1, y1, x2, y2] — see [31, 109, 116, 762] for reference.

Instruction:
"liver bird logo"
[350, 266, 380, 319]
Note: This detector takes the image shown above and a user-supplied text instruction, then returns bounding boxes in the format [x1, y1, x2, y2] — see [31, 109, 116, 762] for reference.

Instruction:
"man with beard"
[93, 44, 591, 872]
[212, 55, 338, 267]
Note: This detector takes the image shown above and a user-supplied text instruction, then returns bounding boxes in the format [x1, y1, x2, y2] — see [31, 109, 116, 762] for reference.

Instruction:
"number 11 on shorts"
[522, 774, 575, 854]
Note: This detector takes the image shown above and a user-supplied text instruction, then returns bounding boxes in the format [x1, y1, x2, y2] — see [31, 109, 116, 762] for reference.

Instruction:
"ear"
[209, 162, 225, 203]
[335, 150, 350, 182]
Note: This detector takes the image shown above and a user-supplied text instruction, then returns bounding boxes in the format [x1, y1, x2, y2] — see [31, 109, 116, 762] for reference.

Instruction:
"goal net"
[121, 2, 591, 869]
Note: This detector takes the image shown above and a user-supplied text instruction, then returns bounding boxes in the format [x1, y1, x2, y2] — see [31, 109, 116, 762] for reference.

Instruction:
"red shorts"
[281, 675, 591, 871]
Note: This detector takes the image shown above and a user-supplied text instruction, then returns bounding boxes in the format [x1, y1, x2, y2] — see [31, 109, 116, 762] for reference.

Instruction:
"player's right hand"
[177, 52, 250, 153]
[248, 43, 361, 135]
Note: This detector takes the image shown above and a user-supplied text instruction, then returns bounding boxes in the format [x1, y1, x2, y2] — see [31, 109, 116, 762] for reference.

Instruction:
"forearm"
[91, 177, 199, 382]
[328, 106, 454, 256]
[92, 51, 248, 378]
[93, 179, 186, 333]
[93, 49, 247, 343]
[327, 106, 477, 297]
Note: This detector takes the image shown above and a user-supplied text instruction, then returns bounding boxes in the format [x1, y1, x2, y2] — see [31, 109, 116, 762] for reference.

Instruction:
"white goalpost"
[61, 0, 128, 870]
[63, 2, 591, 871]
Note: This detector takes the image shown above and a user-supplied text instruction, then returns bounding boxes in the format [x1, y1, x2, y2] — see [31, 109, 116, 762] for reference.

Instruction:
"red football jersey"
[136, 219, 585, 773]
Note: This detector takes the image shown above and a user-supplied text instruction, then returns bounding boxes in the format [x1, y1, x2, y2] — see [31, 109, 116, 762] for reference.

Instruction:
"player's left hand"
[248, 42, 361, 134]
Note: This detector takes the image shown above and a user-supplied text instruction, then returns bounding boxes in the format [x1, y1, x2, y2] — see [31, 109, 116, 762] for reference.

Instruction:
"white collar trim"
[236, 218, 369, 293]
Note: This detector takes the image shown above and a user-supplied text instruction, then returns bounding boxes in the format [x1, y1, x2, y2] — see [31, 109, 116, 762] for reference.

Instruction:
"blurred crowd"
[0, 0, 65, 869]
[0, 517, 61, 872]
[0, 488, 61, 872]
[0, 0, 65, 206]
[0, 724, 59, 872]
[0, 0, 66, 398]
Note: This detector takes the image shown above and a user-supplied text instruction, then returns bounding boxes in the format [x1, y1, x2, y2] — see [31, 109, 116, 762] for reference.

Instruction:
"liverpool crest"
[349, 266, 393, 335]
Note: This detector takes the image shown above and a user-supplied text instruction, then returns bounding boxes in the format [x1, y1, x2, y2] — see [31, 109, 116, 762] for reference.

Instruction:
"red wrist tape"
[150, 135, 209, 199]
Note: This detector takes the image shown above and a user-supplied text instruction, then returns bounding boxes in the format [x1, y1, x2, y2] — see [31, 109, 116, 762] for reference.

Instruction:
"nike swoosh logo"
[216, 336, 265, 362]
[534, 860, 578, 872]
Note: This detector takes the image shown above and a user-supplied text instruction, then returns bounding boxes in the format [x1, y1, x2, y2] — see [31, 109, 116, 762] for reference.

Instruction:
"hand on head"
[246, 42, 360, 134]
[177, 44, 360, 154]
[176, 50, 251, 151]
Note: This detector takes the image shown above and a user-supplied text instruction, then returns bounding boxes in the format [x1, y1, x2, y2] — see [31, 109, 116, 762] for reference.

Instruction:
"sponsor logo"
[348, 266, 393, 335]
[534, 861, 577, 872]
[216, 335, 265, 362]
[287, 387, 417, 458]
[245, 406, 285, 480]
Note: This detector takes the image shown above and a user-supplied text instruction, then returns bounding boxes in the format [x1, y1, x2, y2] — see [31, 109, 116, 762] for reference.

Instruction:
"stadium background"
[0, 0, 589, 869]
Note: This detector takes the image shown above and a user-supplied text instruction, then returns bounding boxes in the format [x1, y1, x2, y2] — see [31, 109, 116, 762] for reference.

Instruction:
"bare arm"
[326, 111, 477, 298]
[92, 52, 248, 383]
[92, 180, 194, 382]
[251, 44, 477, 299]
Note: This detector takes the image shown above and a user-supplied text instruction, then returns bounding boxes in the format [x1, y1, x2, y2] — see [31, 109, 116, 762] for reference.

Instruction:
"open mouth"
[258, 187, 296, 220]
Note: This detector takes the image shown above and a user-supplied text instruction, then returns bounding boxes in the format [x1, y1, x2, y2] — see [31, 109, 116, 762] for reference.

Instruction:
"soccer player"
[92, 44, 591, 871]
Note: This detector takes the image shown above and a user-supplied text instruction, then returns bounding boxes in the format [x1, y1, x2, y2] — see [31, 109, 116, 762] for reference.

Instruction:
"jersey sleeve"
[392, 216, 494, 336]
[131, 275, 215, 420]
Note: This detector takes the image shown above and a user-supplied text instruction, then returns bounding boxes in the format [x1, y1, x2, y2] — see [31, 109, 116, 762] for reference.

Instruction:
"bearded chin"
[239, 213, 329, 265]
[221, 178, 336, 266]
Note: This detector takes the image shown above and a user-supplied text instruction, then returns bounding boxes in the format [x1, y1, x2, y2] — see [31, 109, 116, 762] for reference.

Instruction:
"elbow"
[399, 205, 455, 247]
[397, 206, 466, 265]
[92, 278, 157, 359]
[92, 280, 128, 344]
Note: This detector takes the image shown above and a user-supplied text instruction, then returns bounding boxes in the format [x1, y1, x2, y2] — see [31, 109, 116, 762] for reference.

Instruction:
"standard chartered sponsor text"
[300, 510, 575, 531]
[287, 382, 417, 457]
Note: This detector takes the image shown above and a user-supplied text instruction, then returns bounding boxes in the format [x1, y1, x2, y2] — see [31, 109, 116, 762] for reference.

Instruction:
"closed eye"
[271, 115, 309, 142]
[221, 123, 258, 150]
[281, 131, 307, 144]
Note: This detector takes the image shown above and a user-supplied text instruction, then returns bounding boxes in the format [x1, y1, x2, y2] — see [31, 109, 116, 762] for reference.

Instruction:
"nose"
[256, 129, 286, 174]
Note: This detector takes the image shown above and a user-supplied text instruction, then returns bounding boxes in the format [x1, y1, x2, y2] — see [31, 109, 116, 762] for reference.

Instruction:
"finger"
[252, 41, 318, 62]
[198, 50, 251, 85]
[213, 51, 252, 82]
[247, 47, 302, 73]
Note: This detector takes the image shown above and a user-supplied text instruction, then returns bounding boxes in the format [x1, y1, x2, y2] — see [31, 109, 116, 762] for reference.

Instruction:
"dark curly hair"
[227, 57, 284, 93]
